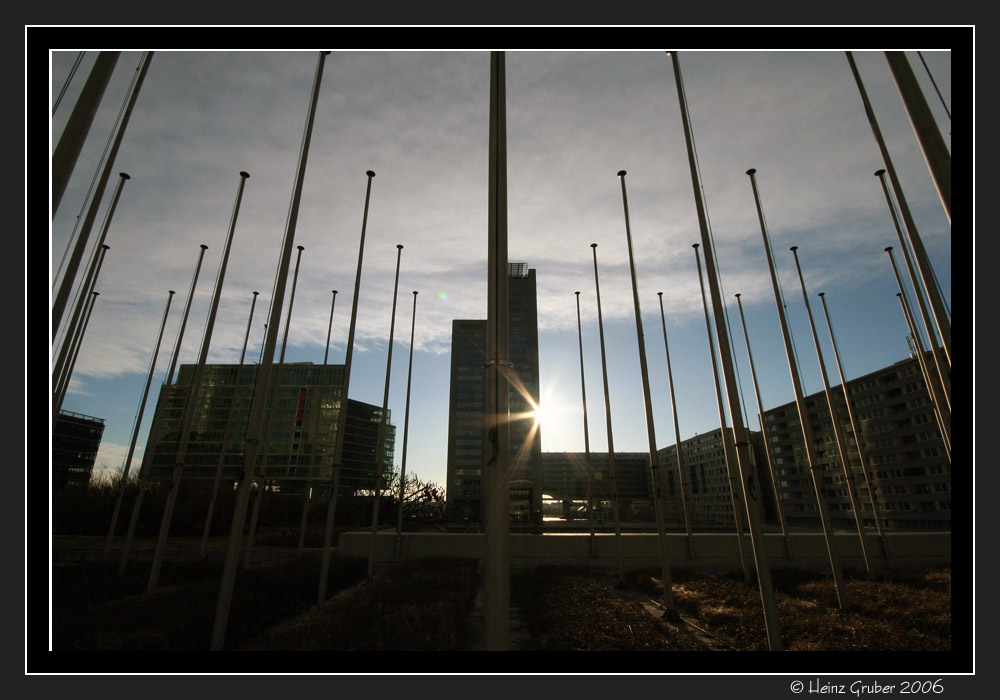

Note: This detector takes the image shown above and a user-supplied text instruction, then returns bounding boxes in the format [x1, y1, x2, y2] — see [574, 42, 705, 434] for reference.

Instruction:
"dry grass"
[625, 567, 951, 651]
[52, 553, 368, 651]
[238, 557, 479, 651]
[511, 565, 709, 651]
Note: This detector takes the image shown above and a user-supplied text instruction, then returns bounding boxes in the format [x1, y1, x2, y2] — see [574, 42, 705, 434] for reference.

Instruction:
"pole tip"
[413, 290, 418, 295]
[397, 244, 404, 249]
[297, 245, 305, 251]
[169, 290, 176, 295]
[591, 243, 598, 248]
[119, 172, 131, 180]
[101, 244, 110, 249]
[240, 171, 250, 179]
[745, 168, 756, 176]
[818, 292, 825, 297]
[875, 169, 886, 176]
[884, 246, 893, 252]
[692, 243, 700, 249]
[332, 290, 338, 294]
[617, 170, 627, 177]
[735, 292, 741, 298]
[366, 170, 376, 178]
[790, 245, 798, 251]
[253, 290, 259, 296]
[657, 291, 663, 297]
[93, 291, 99, 296]
[200, 244, 209, 249]
[575, 290, 580, 295]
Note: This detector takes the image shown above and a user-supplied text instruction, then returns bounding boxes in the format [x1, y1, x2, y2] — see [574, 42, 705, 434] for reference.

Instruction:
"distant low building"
[52, 410, 105, 491]
[762, 353, 951, 532]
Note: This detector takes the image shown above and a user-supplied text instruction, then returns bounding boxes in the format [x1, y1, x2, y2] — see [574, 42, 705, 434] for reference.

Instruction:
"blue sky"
[50, 49, 952, 494]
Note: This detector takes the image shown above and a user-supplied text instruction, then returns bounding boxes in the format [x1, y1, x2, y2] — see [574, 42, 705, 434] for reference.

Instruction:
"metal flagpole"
[734, 293, 791, 555]
[52, 50, 87, 117]
[875, 169, 951, 407]
[693, 244, 753, 584]
[817, 291, 888, 554]
[893, 291, 951, 461]
[52, 51, 120, 216]
[745, 167, 849, 611]
[616, 170, 677, 619]
[574, 291, 597, 554]
[886, 249, 952, 457]
[394, 291, 419, 557]
[53, 243, 111, 415]
[148, 170, 250, 593]
[212, 51, 329, 651]
[119, 243, 209, 573]
[367, 244, 403, 577]
[591, 244, 625, 586]
[658, 291, 694, 553]
[103, 289, 175, 559]
[789, 247, 877, 578]
[318, 169, 374, 606]
[246, 243, 305, 569]
[57, 291, 100, 418]
[669, 52, 783, 650]
[299, 290, 338, 555]
[483, 51, 511, 651]
[52, 172, 130, 392]
[52, 52, 153, 338]
[845, 52, 951, 366]
[201, 290, 260, 558]
[883, 52, 951, 224]
[58, 292, 100, 415]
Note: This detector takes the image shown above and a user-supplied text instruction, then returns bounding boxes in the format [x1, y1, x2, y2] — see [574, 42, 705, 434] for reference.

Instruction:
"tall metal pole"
[693, 244, 753, 584]
[483, 51, 511, 651]
[669, 52, 783, 650]
[246, 243, 304, 570]
[148, 170, 250, 593]
[817, 291, 888, 553]
[884, 52, 951, 224]
[213, 51, 328, 651]
[53, 243, 111, 415]
[299, 290, 338, 555]
[52, 51, 86, 117]
[746, 167, 849, 611]
[394, 290, 419, 557]
[616, 170, 677, 618]
[52, 172, 130, 389]
[886, 248, 952, 456]
[57, 291, 100, 418]
[201, 290, 260, 558]
[574, 291, 597, 553]
[119, 243, 209, 574]
[591, 244, 625, 586]
[789, 246, 876, 578]
[367, 245, 403, 577]
[845, 52, 951, 366]
[893, 291, 950, 461]
[52, 52, 153, 338]
[657, 292, 694, 549]
[52, 51, 120, 216]
[103, 289, 175, 559]
[734, 293, 791, 550]
[318, 169, 374, 606]
[875, 169, 951, 405]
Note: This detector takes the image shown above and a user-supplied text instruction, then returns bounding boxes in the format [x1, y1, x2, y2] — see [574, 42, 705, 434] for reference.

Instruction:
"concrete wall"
[339, 530, 951, 573]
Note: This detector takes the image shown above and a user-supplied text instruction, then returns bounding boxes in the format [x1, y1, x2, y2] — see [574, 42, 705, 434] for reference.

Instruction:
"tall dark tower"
[446, 264, 541, 528]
